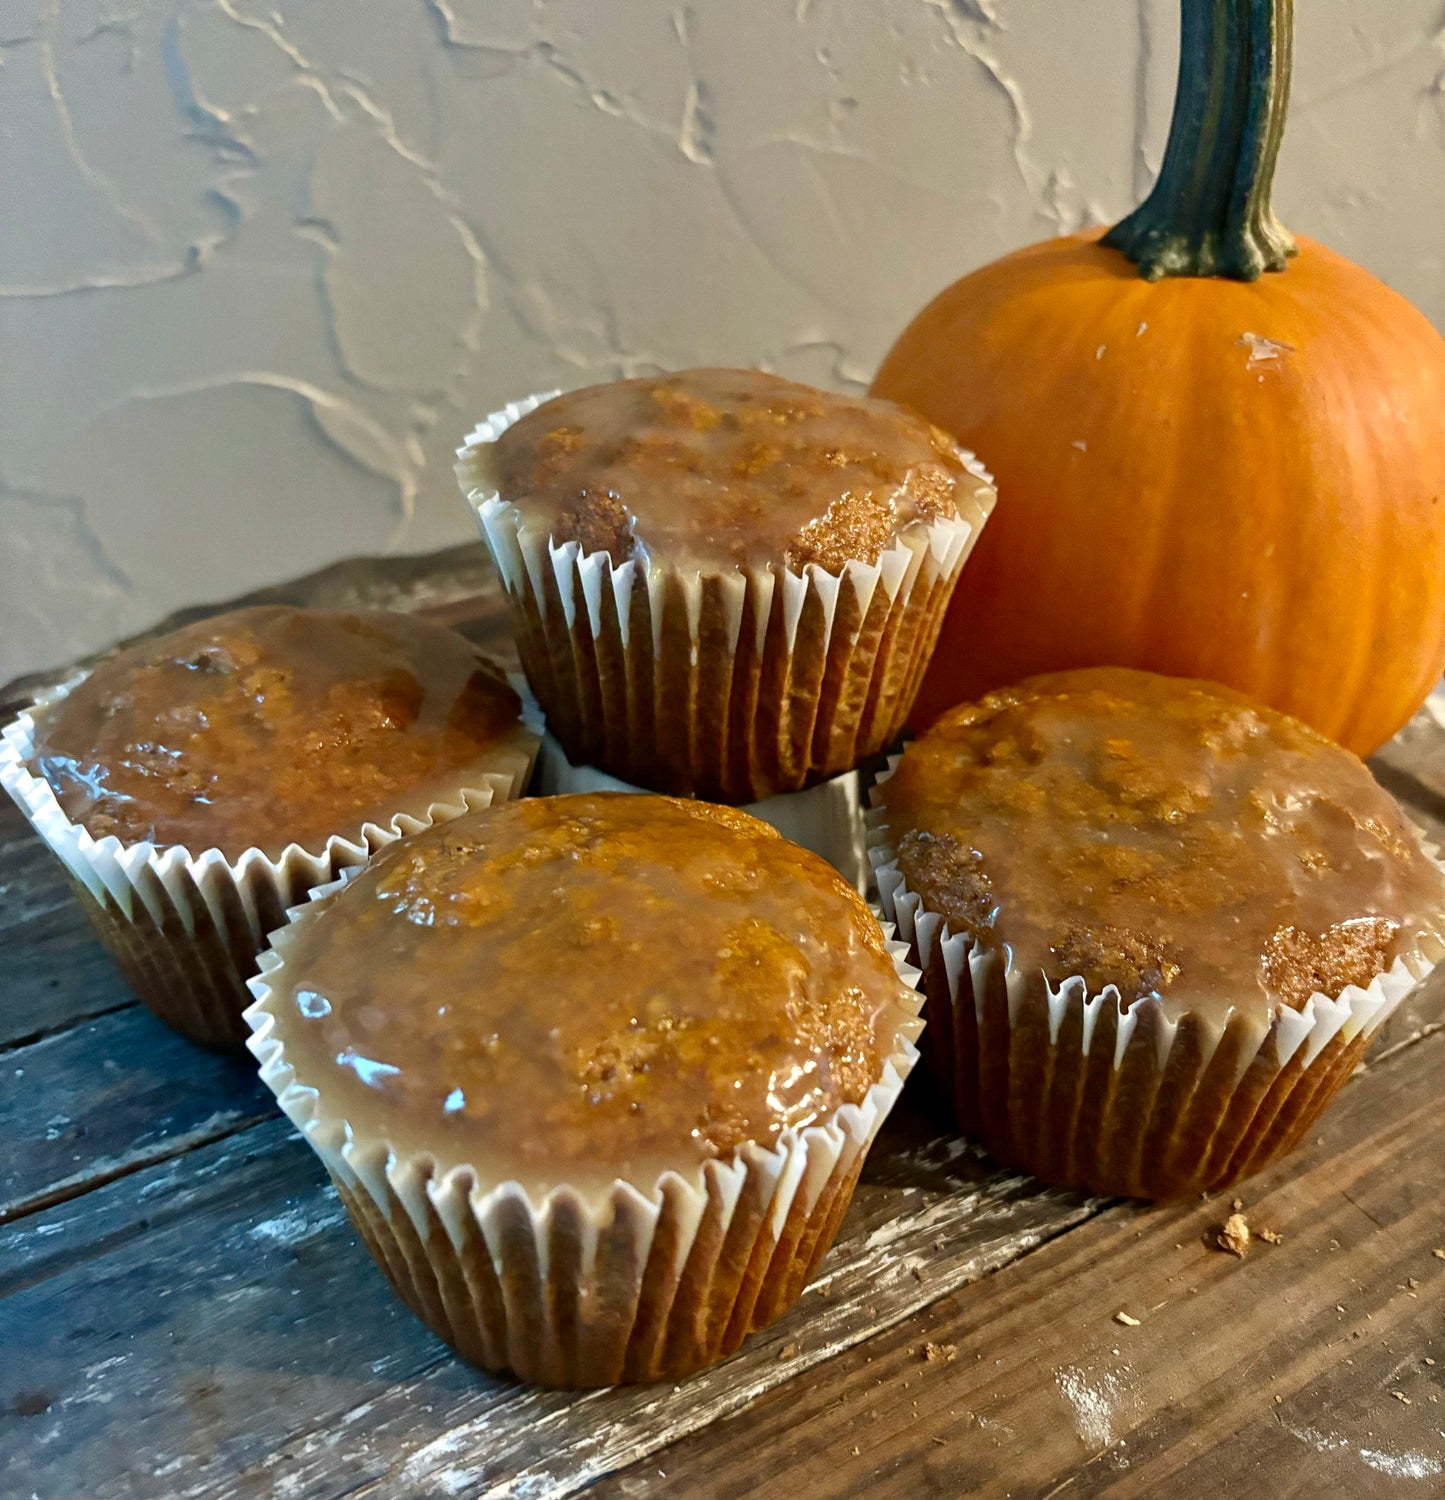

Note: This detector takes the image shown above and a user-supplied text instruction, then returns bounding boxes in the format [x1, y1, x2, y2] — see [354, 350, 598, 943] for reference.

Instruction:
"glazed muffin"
[244, 792, 923, 1386]
[869, 667, 1445, 1200]
[1, 605, 539, 1048]
[457, 368, 995, 803]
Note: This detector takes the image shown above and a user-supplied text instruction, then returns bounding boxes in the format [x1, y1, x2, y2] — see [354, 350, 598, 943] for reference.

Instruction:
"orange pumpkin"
[872, 0, 1445, 755]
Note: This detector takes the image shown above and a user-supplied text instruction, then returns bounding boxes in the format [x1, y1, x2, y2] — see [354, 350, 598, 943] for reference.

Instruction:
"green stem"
[1102, 0, 1296, 281]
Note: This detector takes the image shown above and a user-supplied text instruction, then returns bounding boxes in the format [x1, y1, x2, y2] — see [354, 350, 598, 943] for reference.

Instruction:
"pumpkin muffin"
[244, 792, 923, 1386]
[456, 368, 994, 803]
[1, 605, 539, 1048]
[869, 666, 1445, 1199]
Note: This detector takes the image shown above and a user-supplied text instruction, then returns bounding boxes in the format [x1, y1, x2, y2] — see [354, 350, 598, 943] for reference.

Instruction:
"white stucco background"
[2, 0, 1442, 682]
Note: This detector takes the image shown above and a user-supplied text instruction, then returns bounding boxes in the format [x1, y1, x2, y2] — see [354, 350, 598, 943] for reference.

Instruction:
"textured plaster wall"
[2, 0, 1443, 682]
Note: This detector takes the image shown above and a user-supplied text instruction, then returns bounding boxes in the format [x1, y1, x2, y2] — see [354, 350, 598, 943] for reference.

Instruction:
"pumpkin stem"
[1102, 0, 1296, 281]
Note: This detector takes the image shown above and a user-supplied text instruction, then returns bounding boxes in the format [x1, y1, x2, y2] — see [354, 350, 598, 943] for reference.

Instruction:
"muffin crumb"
[1217, 1213, 1253, 1257]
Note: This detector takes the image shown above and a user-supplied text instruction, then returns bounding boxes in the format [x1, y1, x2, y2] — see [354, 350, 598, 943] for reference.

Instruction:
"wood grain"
[0, 802, 134, 1048]
[0, 1006, 274, 1223]
[0, 1118, 292, 1298]
[0, 1093, 1105, 1500]
[596, 1017, 1445, 1500]
[10, 987, 1438, 1500]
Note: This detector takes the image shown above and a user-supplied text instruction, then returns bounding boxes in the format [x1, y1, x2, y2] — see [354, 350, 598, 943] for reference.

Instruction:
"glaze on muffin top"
[489, 367, 994, 572]
[266, 793, 918, 1192]
[878, 668, 1444, 1021]
[31, 605, 529, 858]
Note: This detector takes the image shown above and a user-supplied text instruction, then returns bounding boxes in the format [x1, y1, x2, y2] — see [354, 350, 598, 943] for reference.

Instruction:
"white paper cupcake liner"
[1, 674, 542, 1049]
[532, 731, 868, 893]
[866, 756, 1445, 1199]
[243, 874, 924, 1387]
[456, 392, 994, 804]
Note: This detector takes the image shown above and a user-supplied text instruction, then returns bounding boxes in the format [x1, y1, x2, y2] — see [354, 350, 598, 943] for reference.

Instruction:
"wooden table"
[4, 544, 1444, 1499]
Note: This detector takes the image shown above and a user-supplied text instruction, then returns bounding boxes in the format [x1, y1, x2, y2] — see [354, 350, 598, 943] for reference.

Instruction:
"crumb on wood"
[1432, 1249, 1445, 1260]
[923, 1342, 957, 1364]
[1392, 1391, 1412, 1405]
[1215, 1209, 1282, 1255]
[779, 1342, 798, 1360]
[1217, 1212, 1252, 1257]
[1114, 1311, 1141, 1327]
[1232, 1197, 1244, 1212]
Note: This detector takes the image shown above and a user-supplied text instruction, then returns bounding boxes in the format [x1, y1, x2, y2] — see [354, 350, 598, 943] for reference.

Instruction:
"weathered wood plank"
[1372, 688, 1445, 833]
[594, 1023, 1445, 1500]
[0, 804, 136, 1049]
[11, 984, 1441, 1500]
[0, 1094, 1106, 1500]
[0, 1116, 293, 1298]
[0, 1121, 442, 1500]
[0, 1006, 275, 1223]
[218, 1151, 1101, 1500]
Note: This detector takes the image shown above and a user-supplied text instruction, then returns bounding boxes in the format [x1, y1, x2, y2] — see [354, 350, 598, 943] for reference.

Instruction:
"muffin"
[0, 605, 540, 1048]
[244, 792, 923, 1386]
[529, 737, 871, 893]
[869, 667, 1445, 1200]
[456, 368, 995, 804]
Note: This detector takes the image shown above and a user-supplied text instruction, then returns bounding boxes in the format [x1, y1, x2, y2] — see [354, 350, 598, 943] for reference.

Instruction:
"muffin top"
[31, 605, 530, 858]
[265, 793, 917, 1193]
[489, 367, 994, 572]
[879, 668, 1444, 1022]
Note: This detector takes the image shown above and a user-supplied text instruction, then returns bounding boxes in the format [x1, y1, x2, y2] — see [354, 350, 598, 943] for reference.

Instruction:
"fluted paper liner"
[532, 731, 868, 893]
[0, 675, 542, 1050]
[867, 757, 1445, 1200]
[456, 392, 994, 803]
[243, 877, 924, 1387]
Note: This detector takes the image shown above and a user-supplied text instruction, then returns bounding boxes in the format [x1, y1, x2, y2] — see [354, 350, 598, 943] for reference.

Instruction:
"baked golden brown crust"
[880, 667, 1445, 1020]
[269, 792, 917, 1192]
[493, 367, 992, 572]
[31, 605, 526, 858]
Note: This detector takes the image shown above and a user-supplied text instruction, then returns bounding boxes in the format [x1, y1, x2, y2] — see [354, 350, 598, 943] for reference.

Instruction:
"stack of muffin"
[3, 368, 1442, 1389]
